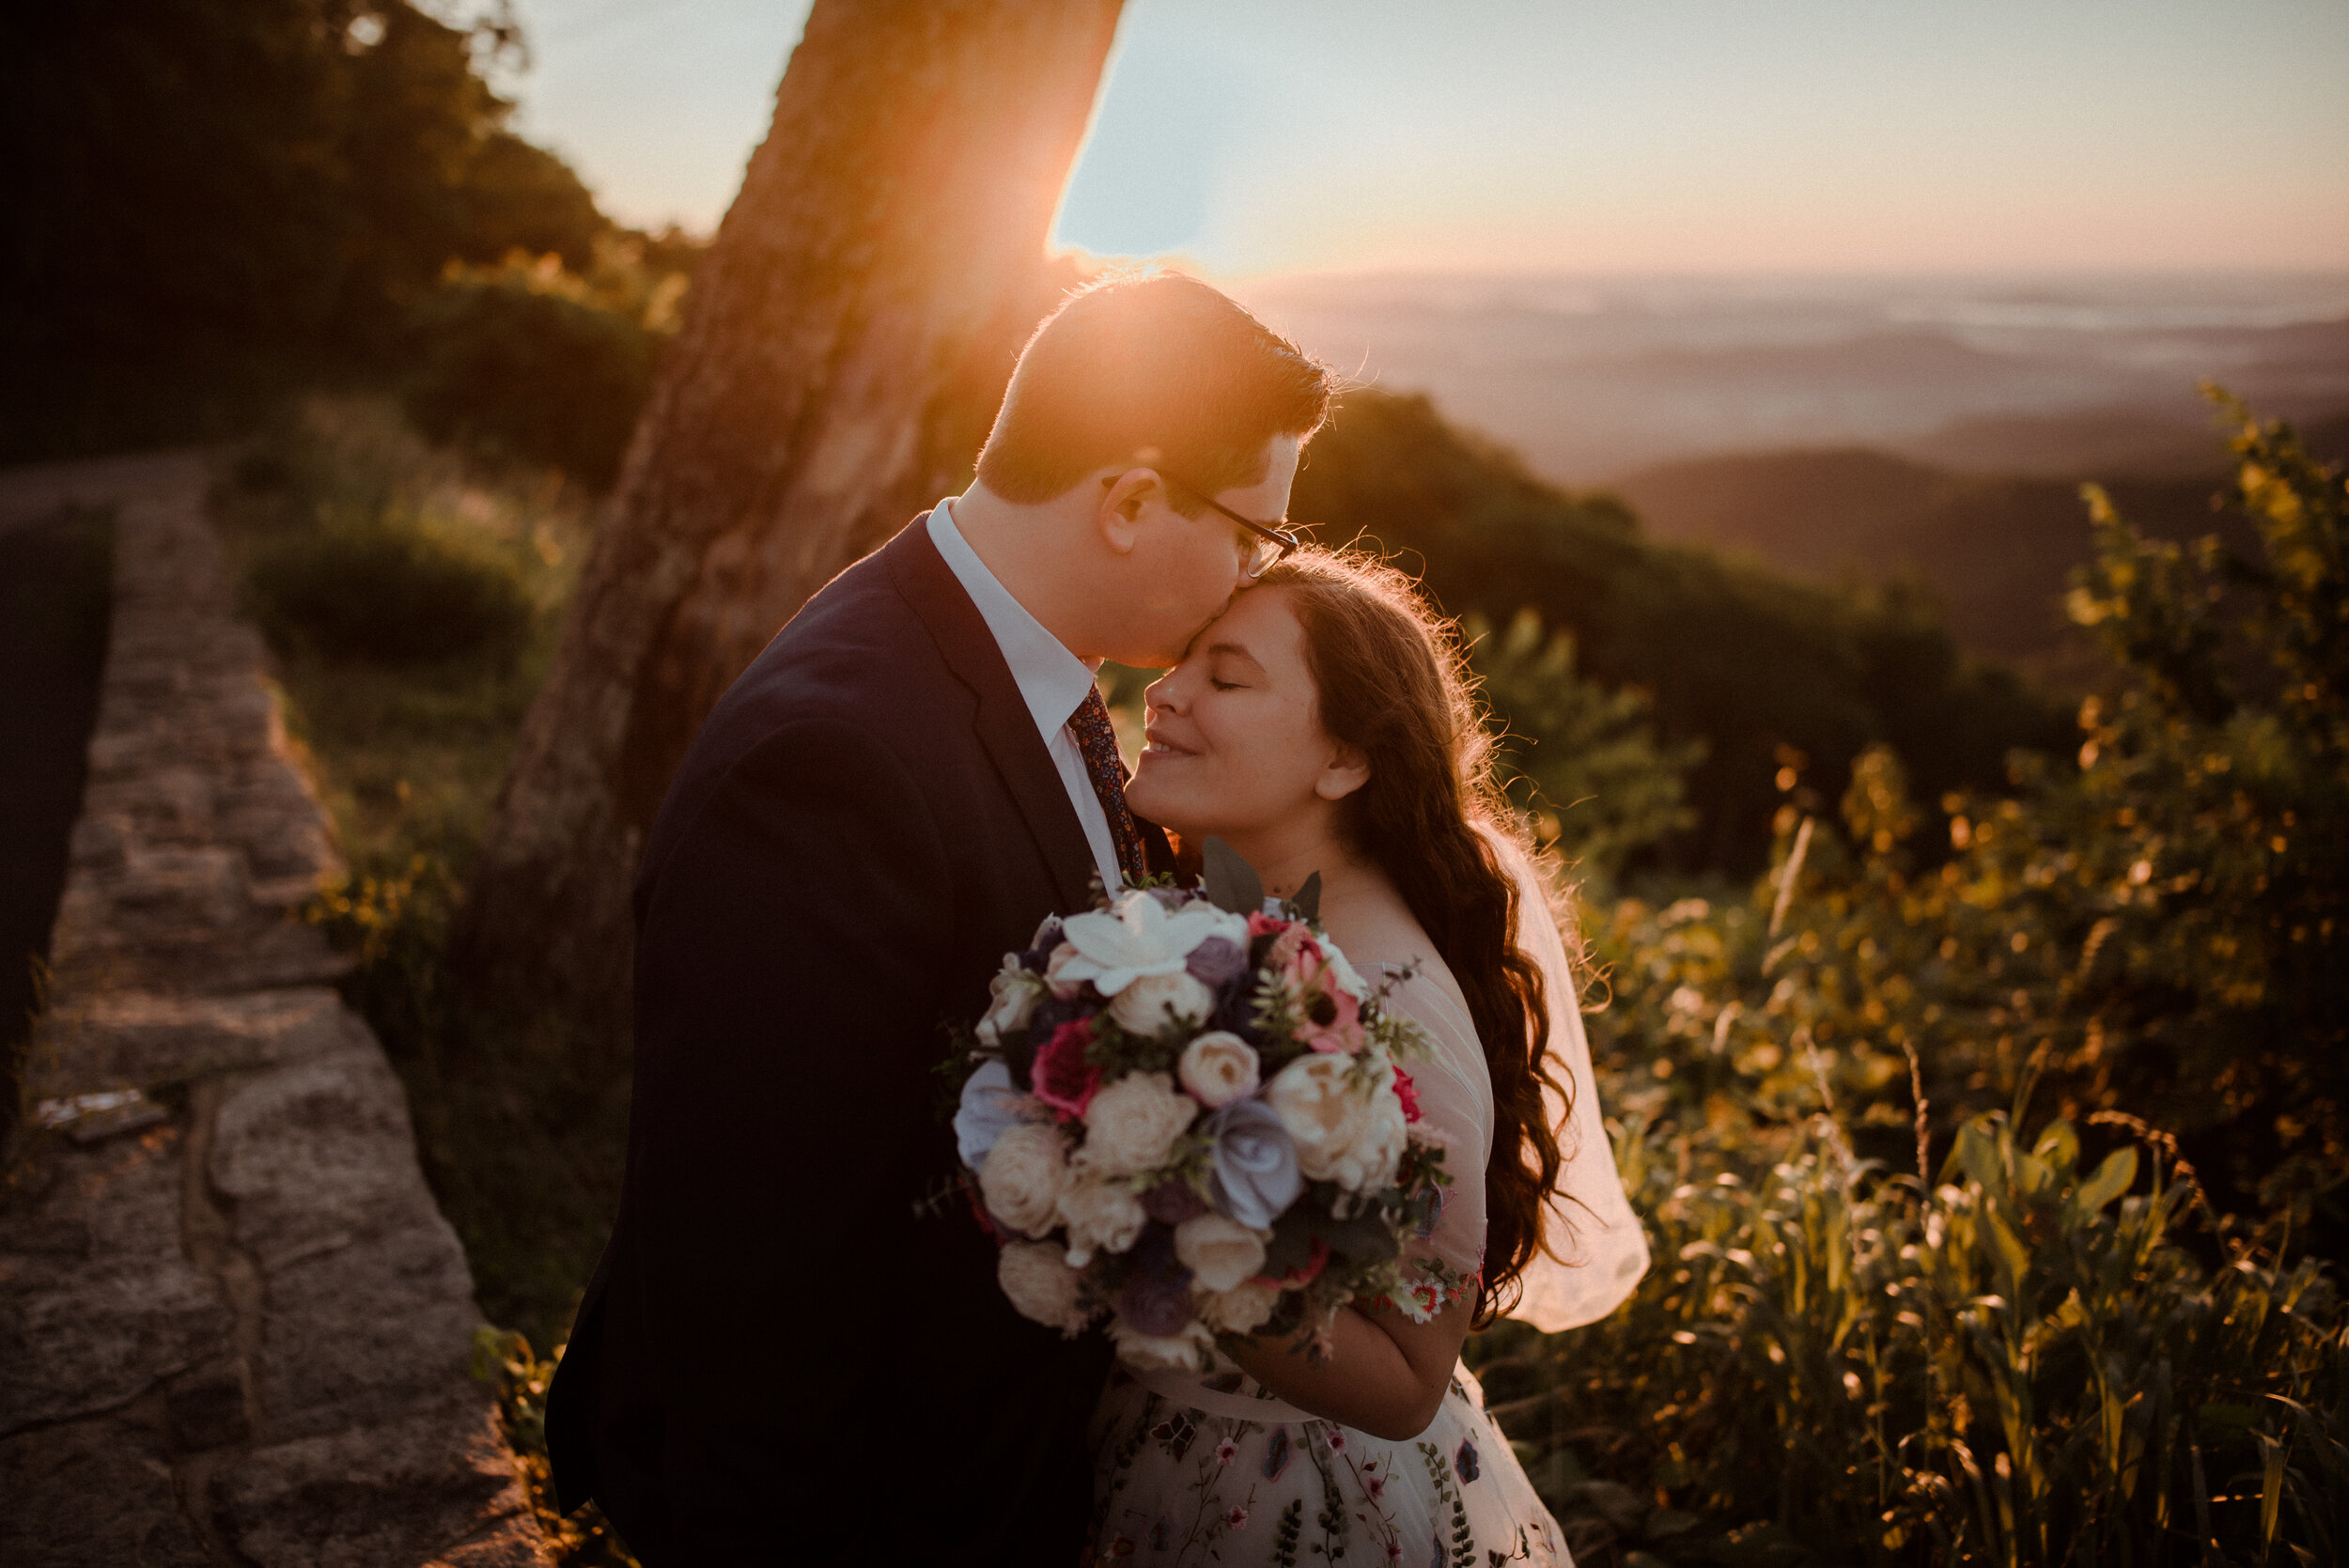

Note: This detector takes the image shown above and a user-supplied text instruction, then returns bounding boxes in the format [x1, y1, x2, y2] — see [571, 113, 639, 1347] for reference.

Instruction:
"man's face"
[1115, 433, 1301, 666]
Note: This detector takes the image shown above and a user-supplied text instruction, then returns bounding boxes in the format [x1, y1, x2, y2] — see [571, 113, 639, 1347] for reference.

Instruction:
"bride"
[1093, 549, 1649, 1565]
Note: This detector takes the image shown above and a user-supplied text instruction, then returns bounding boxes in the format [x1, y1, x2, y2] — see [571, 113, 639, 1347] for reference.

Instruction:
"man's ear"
[1315, 742, 1372, 802]
[1096, 467, 1162, 556]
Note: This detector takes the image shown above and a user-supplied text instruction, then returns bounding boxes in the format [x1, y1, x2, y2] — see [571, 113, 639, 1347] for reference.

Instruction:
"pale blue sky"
[504, 0, 2349, 275]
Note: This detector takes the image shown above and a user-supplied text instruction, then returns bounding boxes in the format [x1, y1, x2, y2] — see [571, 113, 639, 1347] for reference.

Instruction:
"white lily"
[1055, 891, 1248, 995]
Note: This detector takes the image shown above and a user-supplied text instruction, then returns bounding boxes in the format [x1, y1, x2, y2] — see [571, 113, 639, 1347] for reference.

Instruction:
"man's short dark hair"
[975, 269, 1336, 511]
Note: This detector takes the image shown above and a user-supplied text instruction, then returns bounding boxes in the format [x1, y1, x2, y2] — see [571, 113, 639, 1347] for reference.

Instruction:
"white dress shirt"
[927, 499, 1125, 893]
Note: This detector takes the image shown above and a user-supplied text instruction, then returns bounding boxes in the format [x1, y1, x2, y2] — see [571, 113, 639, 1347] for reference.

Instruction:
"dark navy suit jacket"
[547, 516, 1167, 1563]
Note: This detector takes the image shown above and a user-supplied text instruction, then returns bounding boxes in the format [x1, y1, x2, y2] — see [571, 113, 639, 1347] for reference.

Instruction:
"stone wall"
[0, 454, 552, 1566]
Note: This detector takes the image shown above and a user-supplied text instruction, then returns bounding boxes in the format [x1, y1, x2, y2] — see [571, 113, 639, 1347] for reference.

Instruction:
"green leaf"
[2070, 1147, 2137, 1218]
[1203, 835, 1265, 916]
[1262, 1201, 1320, 1276]
[1321, 1207, 1402, 1264]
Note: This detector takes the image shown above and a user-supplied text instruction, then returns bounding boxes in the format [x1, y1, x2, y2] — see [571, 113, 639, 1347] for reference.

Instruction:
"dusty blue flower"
[953, 1060, 1023, 1169]
[1206, 1098, 1302, 1230]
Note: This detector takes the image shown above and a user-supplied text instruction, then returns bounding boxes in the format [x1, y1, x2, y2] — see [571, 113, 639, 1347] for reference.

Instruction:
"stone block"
[27, 986, 364, 1100]
[215, 1399, 542, 1568]
[257, 1228, 485, 1441]
[0, 1417, 213, 1568]
[210, 1050, 489, 1441]
[209, 1048, 443, 1273]
[0, 1128, 233, 1436]
[165, 1356, 252, 1451]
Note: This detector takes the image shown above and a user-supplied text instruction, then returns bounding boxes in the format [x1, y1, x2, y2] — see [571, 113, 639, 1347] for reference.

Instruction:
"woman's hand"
[1220, 1289, 1472, 1442]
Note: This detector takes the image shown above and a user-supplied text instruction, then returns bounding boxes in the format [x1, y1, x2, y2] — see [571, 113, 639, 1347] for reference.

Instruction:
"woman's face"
[1126, 586, 1361, 842]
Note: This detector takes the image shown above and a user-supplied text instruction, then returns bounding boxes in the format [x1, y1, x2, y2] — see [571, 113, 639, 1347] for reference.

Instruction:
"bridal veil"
[1484, 827, 1651, 1333]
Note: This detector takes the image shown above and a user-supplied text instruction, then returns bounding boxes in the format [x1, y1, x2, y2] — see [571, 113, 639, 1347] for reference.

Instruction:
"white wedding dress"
[1086, 837, 1650, 1566]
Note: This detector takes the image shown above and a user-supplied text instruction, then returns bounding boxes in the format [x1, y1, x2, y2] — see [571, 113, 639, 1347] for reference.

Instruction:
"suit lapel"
[883, 517, 1100, 913]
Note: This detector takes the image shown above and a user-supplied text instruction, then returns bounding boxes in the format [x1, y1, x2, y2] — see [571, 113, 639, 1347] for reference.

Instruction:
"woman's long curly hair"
[1252, 548, 1568, 1323]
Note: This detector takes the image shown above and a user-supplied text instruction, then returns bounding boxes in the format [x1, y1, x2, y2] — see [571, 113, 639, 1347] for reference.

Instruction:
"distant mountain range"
[1607, 410, 2349, 683]
[1239, 272, 2349, 482]
[1240, 272, 2349, 679]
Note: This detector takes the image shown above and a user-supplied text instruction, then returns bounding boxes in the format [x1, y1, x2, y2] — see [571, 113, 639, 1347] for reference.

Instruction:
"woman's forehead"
[1195, 585, 1303, 667]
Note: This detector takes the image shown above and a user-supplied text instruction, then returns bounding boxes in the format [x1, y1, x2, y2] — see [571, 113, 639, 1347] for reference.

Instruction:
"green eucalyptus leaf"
[1203, 835, 1266, 916]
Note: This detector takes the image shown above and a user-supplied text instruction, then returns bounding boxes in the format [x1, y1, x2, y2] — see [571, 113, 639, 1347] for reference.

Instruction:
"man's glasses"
[1159, 472, 1300, 580]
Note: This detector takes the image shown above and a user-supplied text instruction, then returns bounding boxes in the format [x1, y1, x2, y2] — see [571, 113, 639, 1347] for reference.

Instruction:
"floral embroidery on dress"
[1087, 1368, 1566, 1567]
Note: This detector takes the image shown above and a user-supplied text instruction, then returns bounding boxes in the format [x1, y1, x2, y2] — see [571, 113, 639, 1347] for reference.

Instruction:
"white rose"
[1079, 1071, 1199, 1176]
[1176, 1032, 1260, 1107]
[1109, 970, 1215, 1035]
[998, 1241, 1090, 1335]
[975, 956, 1041, 1047]
[1174, 1212, 1267, 1293]
[1198, 1276, 1280, 1335]
[1056, 1172, 1146, 1265]
[977, 1121, 1068, 1237]
[1264, 1054, 1375, 1187]
[1111, 1316, 1216, 1374]
[1337, 1069, 1409, 1194]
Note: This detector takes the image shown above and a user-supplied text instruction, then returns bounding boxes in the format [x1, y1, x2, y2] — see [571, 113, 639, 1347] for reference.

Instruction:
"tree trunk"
[460, 0, 1124, 1039]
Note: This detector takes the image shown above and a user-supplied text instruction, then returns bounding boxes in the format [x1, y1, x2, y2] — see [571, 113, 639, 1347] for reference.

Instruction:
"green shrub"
[245, 506, 534, 668]
[1470, 606, 1705, 891]
[403, 270, 659, 488]
[1474, 395, 2349, 1562]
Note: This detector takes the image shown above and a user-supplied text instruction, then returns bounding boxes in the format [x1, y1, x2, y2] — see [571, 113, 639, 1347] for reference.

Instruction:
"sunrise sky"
[505, 0, 2349, 278]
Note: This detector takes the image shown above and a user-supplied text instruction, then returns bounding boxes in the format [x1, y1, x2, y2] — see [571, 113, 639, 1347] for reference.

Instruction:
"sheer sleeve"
[1374, 966, 1494, 1312]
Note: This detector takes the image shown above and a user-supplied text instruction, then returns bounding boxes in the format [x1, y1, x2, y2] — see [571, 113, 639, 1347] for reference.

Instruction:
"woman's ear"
[1315, 742, 1371, 802]
[1095, 467, 1160, 556]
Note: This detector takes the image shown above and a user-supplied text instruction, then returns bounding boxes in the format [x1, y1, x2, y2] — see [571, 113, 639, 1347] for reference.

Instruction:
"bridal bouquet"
[946, 843, 1463, 1373]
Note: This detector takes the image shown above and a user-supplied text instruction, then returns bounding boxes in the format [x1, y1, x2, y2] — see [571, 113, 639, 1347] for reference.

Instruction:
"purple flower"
[1115, 1225, 1196, 1337]
[1206, 1099, 1302, 1231]
[1018, 917, 1065, 973]
[1185, 936, 1249, 987]
[1141, 1178, 1209, 1225]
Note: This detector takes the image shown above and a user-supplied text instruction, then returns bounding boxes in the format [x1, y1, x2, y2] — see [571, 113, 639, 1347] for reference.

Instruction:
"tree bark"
[460, 0, 1124, 1037]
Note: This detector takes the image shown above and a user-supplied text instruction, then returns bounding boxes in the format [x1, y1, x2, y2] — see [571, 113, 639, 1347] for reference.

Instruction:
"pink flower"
[1291, 973, 1363, 1054]
[1246, 911, 1289, 940]
[1325, 1430, 1346, 1453]
[1215, 1438, 1237, 1466]
[1385, 1545, 1402, 1561]
[1031, 1019, 1101, 1121]
[1391, 1066, 1422, 1123]
[1365, 1473, 1385, 1498]
[1225, 1506, 1249, 1530]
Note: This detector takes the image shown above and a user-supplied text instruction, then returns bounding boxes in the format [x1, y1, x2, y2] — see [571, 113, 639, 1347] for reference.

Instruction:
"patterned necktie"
[1067, 685, 1150, 889]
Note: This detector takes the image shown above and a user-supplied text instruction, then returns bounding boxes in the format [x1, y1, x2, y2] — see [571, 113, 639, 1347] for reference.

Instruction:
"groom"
[547, 272, 1334, 1562]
